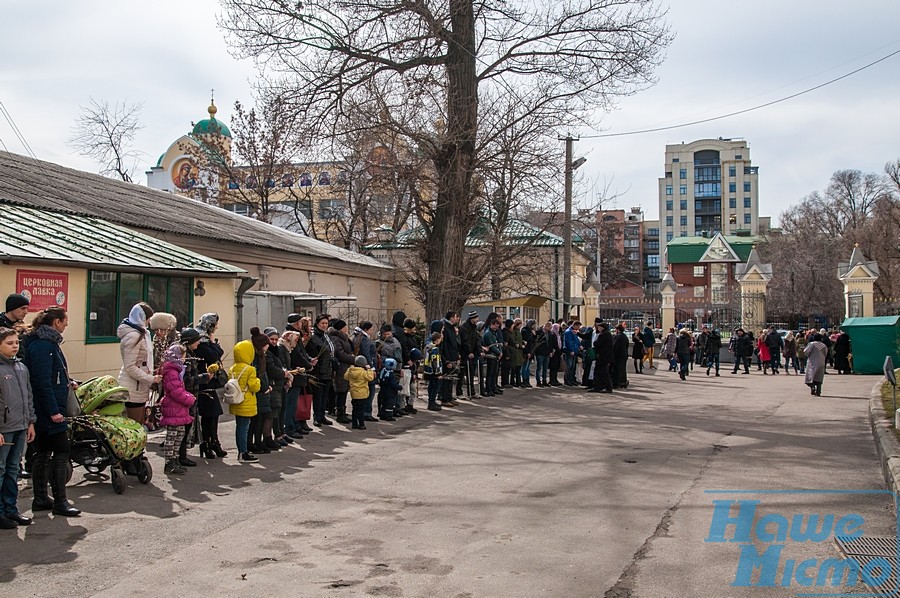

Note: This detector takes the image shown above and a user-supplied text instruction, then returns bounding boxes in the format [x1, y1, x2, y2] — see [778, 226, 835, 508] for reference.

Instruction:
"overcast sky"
[2, 1, 899, 226]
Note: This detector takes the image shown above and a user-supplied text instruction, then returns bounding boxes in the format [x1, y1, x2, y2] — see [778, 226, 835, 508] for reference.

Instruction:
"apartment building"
[659, 138, 759, 265]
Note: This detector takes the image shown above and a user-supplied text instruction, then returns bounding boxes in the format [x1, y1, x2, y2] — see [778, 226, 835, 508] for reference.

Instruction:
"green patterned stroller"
[67, 376, 152, 493]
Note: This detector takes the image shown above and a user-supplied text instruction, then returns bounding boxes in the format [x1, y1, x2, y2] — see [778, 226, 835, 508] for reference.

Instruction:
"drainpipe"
[235, 276, 259, 340]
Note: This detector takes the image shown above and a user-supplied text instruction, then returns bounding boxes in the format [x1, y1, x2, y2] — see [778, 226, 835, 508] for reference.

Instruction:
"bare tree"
[69, 98, 143, 182]
[763, 164, 900, 321]
[219, 0, 671, 319]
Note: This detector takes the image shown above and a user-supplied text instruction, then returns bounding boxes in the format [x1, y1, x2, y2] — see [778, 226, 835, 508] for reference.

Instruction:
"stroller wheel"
[111, 466, 126, 494]
[136, 458, 153, 484]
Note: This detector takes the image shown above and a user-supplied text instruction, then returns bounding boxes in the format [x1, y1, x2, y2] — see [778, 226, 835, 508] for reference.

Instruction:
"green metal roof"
[192, 117, 232, 138]
[365, 217, 583, 250]
[666, 235, 763, 264]
[0, 204, 246, 276]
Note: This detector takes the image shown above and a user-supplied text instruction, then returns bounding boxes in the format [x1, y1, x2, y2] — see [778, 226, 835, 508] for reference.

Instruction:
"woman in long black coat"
[631, 326, 645, 374]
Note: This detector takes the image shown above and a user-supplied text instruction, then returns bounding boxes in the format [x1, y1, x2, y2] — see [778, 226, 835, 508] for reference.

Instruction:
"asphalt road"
[2, 365, 894, 597]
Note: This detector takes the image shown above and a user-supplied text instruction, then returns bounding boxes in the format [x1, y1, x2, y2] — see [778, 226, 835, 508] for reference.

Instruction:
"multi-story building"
[642, 219, 661, 299]
[658, 138, 759, 265]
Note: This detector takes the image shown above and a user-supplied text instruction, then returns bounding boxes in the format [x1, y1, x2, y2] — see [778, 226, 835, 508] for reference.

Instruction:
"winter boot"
[335, 408, 351, 425]
[164, 459, 186, 474]
[50, 457, 80, 516]
[31, 453, 53, 512]
[211, 439, 228, 458]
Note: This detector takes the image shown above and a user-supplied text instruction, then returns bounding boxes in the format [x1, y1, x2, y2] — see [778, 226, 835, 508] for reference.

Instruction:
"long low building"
[0, 150, 405, 378]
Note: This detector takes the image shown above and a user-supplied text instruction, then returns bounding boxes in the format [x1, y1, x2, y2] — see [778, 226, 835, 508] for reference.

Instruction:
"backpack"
[222, 366, 250, 405]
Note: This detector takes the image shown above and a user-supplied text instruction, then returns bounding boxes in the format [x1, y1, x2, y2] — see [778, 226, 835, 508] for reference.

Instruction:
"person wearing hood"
[344, 355, 375, 429]
[229, 339, 262, 462]
[0, 327, 36, 528]
[159, 343, 196, 475]
[21, 307, 80, 516]
[612, 325, 629, 389]
[193, 313, 227, 458]
[306, 314, 335, 427]
[117, 302, 160, 425]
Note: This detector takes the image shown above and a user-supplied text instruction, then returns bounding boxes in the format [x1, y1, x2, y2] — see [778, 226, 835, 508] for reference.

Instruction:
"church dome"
[192, 101, 231, 138]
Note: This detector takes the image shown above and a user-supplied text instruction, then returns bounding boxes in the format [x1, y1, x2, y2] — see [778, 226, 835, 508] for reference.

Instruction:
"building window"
[319, 199, 347, 219]
[666, 185, 673, 195]
[729, 198, 736, 209]
[227, 203, 249, 216]
[647, 255, 660, 266]
[729, 166, 736, 177]
[680, 185, 687, 195]
[735, 154, 742, 159]
[744, 197, 751, 208]
[87, 272, 192, 342]
[680, 200, 687, 210]
[694, 182, 721, 197]
[693, 266, 705, 277]
[744, 214, 752, 224]
[680, 216, 687, 226]
[680, 230, 688, 237]
[666, 200, 673, 211]
[666, 232, 673, 241]
[694, 286, 706, 298]
[729, 182, 736, 193]
[648, 267, 660, 278]
[665, 216, 673, 227]
[648, 228, 659, 237]
[744, 182, 751, 192]
[672, 158, 679, 163]
[695, 216, 703, 226]
[680, 169, 687, 179]
[646, 240, 659, 250]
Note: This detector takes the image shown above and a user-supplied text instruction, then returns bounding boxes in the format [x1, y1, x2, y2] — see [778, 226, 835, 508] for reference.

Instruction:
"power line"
[580, 47, 900, 139]
[0, 99, 37, 159]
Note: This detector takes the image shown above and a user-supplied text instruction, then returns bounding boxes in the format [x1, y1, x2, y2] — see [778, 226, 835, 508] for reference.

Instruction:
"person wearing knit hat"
[467, 311, 478, 320]
[0, 294, 29, 329]
[179, 328, 201, 345]
[263, 327, 279, 338]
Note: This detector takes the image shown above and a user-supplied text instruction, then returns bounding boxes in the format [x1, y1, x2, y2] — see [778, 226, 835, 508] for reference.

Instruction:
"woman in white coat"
[117, 303, 161, 424]
[803, 333, 828, 396]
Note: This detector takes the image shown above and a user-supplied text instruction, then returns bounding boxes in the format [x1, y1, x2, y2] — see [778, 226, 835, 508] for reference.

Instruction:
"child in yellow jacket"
[344, 355, 375, 430]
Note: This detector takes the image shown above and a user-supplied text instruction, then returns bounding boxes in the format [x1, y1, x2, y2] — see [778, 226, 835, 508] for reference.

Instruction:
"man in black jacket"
[590, 322, 614, 393]
[731, 328, 753, 375]
[458, 311, 480, 398]
[705, 328, 723, 376]
[440, 311, 461, 406]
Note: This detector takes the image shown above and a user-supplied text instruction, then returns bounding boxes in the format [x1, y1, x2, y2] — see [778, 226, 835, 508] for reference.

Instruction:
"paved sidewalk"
[2, 367, 892, 597]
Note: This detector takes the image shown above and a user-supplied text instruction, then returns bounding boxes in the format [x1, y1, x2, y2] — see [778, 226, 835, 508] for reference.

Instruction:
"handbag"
[66, 387, 81, 417]
[294, 391, 313, 421]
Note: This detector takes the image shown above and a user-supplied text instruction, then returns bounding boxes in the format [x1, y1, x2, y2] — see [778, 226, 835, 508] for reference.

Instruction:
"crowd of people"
[0, 291, 855, 529]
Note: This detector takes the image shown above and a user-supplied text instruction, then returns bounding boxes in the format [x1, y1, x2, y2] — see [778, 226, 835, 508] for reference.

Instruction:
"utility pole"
[560, 135, 585, 321]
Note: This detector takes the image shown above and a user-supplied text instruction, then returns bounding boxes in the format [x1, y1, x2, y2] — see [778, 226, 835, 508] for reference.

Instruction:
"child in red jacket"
[160, 344, 196, 475]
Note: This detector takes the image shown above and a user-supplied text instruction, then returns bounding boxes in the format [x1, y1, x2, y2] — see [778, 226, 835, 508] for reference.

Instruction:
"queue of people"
[0, 290, 859, 528]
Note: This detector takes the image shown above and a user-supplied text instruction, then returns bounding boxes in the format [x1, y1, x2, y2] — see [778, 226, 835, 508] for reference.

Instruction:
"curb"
[868, 378, 900, 496]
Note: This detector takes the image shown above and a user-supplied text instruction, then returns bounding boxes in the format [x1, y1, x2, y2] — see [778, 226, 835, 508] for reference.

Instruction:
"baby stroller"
[67, 376, 153, 494]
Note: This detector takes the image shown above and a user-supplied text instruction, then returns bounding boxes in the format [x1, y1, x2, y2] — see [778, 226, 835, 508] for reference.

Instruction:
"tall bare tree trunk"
[426, 0, 477, 320]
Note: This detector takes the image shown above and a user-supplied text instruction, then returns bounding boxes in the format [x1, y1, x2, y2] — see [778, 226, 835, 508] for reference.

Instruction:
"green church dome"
[192, 101, 232, 138]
